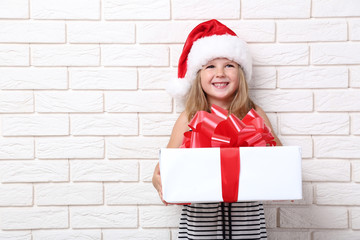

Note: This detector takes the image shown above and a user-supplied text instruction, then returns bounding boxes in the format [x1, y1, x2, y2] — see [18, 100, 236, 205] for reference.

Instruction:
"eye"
[205, 65, 215, 69]
[226, 64, 235, 68]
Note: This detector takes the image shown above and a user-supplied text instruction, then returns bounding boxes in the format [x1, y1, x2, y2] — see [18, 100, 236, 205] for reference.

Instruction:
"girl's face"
[200, 58, 240, 108]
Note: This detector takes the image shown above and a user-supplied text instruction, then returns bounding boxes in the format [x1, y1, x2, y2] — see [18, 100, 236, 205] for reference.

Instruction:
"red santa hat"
[167, 19, 252, 100]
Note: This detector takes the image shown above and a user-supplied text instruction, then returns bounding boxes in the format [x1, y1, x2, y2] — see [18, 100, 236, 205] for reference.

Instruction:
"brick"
[311, 43, 360, 65]
[0, 91, 33, 113]
[316, 184, 360, 205]
[264, 207, 276, 228]
[267, 113, 278, 135]
[31, 45, 99, 66]
[350, 67, 360, 88]
[250, 44, 308, 65]
[171, 229, 178, 240]
[352, 114, 360, 135]
[312, 0, 360, 17]
[224, 21, 275, 43]
[69, 68, 137, 90]
[138, 21, 198, 43]
[0, 44, 29, 66]
[278, 20, 347, 42]
[0, 138, 34, 159]
[315, 90, 360, 111]
[139, 68, 177, 90]
[106, 183, 161, 205]
[32, 230, 101, 240]
[35, 183, 102, 206]
[105, 91, 172, 113]
[71, 114, 138, 136]
[0, 21, 65, 43]
[170, 45, 183, 67]
[68, 22, 135, 43]
[353, 161, 360, 182]
[249, 67, 276, 89]
[280, 137, 312, 158]
[35, 91, 103, 113]
[0, 67, 67, 89]
[107, 137, 168, 159]
[280, 113, 349, 135]
[140, 160, 158, 182]
[36, 137, 104, 159]
[2, 114, 69, 136]
[0, 184, 32, 206]
[280, 207, 348, 228]
[175, 98, 185, 113]
[0, 0, 28, 18]
[349, 20, 360, 40]
[71, 206, 137, 228]
[352, 208, 360, 229]
[302, 160, 350, 182]
[103, 229, 170, 240]
[138, 20, 275, 44]
[0, 160, 68, 183]
[172, 0, 239, 19]
[250, 90, 313, 112]
[140, 206, 182, 228]
[0, 231, 31, 240]
[0, 207, 68, 230]
[243, 0, 310, 18]
[104, 0, 170, 20]
[314, 137, 360, 158]
[70, 160, 138, 182]
[278, 67, 348, 88]
[31, 0, 100, 20]
[267, 231, 310, 240]
[314, 231, 360, 240]
[140, 114, 178, 136]
[101, 45, 168, 67]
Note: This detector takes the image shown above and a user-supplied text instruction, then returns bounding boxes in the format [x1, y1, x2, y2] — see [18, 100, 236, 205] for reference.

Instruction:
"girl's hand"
[152, 163, 169, 206]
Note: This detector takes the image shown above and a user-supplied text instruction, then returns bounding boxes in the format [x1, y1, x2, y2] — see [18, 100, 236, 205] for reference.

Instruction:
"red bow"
[181, 104, 276, 148]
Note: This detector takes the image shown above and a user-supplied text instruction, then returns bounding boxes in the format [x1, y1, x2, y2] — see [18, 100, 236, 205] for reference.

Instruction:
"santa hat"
[167, 19, 252, 100]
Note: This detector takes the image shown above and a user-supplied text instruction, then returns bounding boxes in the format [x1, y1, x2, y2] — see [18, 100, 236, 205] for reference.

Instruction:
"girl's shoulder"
[167, 111, 189, 148]
[177, 111, 189, 124]
[253, 104, 271, 128]
[254, 104, 265, 116]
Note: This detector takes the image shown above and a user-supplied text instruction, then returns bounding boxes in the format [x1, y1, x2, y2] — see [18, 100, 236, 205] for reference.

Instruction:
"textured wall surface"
[0, 0, 360, 239]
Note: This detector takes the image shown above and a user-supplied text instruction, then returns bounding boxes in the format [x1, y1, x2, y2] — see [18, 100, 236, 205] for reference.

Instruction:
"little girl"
[153, 19, 282, 240]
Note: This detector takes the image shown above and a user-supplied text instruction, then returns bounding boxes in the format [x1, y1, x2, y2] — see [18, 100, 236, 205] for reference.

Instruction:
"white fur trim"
[187, 34, 252, 85]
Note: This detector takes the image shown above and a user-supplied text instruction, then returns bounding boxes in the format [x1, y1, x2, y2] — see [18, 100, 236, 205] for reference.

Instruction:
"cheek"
[230, 72, 240, 83]
[199, 76, 206, 91]
[200, 71, 211, 86]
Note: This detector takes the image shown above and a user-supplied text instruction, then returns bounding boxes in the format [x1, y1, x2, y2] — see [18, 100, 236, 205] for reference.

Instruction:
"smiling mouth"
[212, 82, 229, 89]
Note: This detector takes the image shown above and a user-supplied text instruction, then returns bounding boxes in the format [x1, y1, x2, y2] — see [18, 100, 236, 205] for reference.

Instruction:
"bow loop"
[181, 105, 276, 148]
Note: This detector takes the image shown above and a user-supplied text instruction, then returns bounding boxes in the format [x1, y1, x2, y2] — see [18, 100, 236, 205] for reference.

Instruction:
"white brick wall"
[0, 0, 359, 239]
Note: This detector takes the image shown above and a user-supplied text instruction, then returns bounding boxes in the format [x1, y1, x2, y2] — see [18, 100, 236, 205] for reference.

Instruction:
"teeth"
[213, 83, 228, 87]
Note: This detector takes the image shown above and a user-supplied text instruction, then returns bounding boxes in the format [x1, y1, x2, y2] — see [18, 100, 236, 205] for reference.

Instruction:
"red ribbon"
[181, 104, 276, 202]
[220, 148, 240, 202]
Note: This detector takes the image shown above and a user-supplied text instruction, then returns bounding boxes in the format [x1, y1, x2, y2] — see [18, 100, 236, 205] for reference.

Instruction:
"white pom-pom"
[166, 77, 191, 102]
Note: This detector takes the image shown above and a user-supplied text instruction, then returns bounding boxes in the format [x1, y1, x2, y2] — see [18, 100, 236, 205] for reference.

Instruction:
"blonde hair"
[185, 66, 255, 122]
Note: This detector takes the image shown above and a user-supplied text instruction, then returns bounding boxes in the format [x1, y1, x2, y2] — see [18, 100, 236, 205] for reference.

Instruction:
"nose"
[216, 67, 225, 77]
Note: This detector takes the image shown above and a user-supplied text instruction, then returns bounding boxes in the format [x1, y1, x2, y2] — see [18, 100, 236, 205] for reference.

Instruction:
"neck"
[207, 98, 231, 110]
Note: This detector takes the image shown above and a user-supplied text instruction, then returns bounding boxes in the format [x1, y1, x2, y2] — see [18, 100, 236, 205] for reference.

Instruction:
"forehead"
[206, 58, 237, 64]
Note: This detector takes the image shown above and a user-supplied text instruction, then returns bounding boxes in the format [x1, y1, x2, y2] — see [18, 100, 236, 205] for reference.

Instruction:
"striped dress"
[177, 202, 267, 240]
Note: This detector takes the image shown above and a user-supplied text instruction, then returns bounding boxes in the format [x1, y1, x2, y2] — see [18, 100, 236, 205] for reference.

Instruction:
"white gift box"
[160, 146, 302, 203]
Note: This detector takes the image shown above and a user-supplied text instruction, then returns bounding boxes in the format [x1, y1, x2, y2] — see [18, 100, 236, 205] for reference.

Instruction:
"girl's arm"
[255, 105, 282, 146]
[152, 111, 189, 204]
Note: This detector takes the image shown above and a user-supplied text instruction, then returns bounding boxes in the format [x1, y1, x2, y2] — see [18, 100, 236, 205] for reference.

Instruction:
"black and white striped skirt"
[178, 202, 267, 240]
